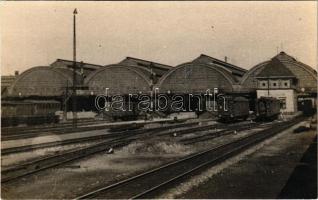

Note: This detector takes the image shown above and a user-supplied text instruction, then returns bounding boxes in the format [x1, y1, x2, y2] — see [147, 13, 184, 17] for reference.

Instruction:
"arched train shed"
[241, 52, 317, 93]
[157, 62, 238, 94]
[85, 64, 152, 96]
[8, 66, 80, 97]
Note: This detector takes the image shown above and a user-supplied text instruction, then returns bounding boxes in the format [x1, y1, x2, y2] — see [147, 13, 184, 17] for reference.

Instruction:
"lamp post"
[72, 8, 78, 128]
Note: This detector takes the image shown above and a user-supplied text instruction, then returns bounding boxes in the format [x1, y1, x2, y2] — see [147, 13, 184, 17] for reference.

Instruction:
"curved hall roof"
[156, 62, 237, 94]
[241, 51, 317, 93]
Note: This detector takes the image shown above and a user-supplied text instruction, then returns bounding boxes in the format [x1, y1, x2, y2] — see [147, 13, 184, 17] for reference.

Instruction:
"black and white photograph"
[0, 1, 317, 199]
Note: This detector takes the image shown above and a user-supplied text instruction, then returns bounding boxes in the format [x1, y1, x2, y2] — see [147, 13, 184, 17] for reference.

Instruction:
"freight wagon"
[217, 95, 250, 122]
[255, 97, 280, 121]
[1, 100, 60, 127]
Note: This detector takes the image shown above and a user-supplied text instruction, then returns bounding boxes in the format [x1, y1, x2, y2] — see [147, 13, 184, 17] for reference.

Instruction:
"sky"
[0, 1, 317, 75]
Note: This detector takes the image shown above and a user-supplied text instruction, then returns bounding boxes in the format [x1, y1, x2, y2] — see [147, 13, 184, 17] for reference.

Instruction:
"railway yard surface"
[1, 115, 317, 199]
[176, 120, 317, 199]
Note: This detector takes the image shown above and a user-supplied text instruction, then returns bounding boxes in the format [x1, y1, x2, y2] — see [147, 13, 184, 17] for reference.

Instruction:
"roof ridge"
[199, 54, 247, 72]
[256, 57, 295, 78]
[125, 57, 172, 68]
[55, 59, 103, 67]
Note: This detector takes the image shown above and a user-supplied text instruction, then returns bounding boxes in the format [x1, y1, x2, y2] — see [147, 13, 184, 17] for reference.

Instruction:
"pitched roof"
[274, 51, 317, 75]
[192, 54, 247, 77]
[51, 59, 102, 70]
[256, 57, 296, 78]
[274, 51, 297, 62]
[118, 57, 172, 77]
[50, 59, 103, 77]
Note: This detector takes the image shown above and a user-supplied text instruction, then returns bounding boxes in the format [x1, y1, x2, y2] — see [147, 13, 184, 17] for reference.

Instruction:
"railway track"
[180, 122, 273, 145]
[1, 120, 214, 155]
[1, 117, 194, 135]
[74, 116, 305, 199]
[1, 120, 221, 183]
[1, 121, 144, 141]
[1, 118, 294, 184]
[1, 119, 256, 183]
[1, 118, 182, 140]
[1, 137, 133, 183]
[1, 119, 108, 134]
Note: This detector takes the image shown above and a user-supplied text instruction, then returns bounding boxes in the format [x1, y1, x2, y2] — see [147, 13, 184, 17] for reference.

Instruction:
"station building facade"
[241, 52, 317, 114]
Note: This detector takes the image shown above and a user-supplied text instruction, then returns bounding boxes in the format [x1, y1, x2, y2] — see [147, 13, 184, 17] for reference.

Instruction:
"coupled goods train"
[217, 95, 281, 122]
[97, 94, 206, 121]
[1, 100, 60, 127]
[94, 94, 283, 122]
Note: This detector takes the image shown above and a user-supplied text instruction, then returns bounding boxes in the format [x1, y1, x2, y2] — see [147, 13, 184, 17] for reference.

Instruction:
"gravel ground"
[1, 120, 284, 199]
[1, 119, 213, 168]
[1, 138, 194, 199]
[166, 120, 317, 199]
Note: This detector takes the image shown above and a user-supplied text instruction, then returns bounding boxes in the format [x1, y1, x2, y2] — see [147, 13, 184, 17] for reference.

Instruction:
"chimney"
[224, 56, 228, 63]
[15, 71, 19, 76]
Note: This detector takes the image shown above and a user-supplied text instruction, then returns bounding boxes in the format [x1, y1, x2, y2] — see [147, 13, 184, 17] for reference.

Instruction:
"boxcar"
[1, 100, 60, 127]
[255, 97, 280, 121]
[217, 96, 250, 122]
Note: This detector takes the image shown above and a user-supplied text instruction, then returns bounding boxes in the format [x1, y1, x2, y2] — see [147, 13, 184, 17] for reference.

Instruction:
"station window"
[282, 80, 290, 88]
[271, 81, 279, 88]
[259, 81, 267, 88]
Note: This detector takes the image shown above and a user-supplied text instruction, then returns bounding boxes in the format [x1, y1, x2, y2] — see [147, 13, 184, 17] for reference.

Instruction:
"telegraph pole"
[72, 8, 78, 127]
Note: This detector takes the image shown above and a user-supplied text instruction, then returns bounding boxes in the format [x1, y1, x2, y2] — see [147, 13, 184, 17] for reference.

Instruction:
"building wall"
[257, 89, 297, 113]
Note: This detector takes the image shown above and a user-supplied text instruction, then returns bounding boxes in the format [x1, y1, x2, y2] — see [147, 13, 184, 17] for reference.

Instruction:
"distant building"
[1, 71, 18, 96]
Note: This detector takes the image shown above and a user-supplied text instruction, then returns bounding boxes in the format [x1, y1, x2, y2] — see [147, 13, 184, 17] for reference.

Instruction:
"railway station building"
[2, 51, 316, 121]
[241, 51, 317, 114]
